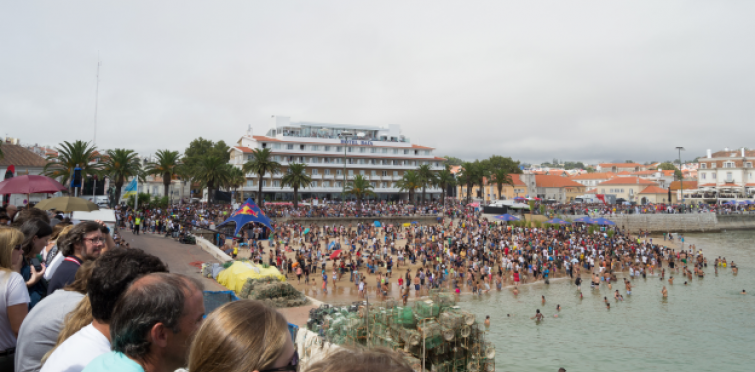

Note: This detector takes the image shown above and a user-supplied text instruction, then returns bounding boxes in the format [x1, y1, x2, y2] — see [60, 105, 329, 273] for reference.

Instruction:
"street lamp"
[676, 146, 685, 204]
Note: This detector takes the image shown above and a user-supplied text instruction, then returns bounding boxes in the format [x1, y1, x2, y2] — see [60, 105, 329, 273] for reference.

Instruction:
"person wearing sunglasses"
[47, 221, 113, 295]
[0, 227, 30, 371]
[188, 300, 296, 372]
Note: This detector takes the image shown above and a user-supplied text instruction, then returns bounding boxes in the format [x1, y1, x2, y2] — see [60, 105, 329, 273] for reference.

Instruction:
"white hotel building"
[229, 116, 445, 202]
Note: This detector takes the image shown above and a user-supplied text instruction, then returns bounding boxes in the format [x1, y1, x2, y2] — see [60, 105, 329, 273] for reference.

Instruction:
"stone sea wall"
[601, 213, 755, 233]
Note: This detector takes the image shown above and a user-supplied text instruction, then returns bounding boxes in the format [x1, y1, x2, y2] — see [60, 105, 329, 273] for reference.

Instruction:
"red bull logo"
[234, 205, 259, 218]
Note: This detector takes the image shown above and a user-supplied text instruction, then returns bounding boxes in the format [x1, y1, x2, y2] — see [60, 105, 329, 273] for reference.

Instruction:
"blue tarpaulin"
[374, 221, 381, 227]
[217, 198, 275, 237]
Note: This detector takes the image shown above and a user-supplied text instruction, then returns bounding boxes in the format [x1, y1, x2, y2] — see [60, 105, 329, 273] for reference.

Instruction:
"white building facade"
[229, 116, 445, 202]
[696, 148, 755, 199]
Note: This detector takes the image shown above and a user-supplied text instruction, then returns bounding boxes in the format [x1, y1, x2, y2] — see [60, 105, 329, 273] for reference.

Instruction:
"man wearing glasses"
[47, 221, 114, 294]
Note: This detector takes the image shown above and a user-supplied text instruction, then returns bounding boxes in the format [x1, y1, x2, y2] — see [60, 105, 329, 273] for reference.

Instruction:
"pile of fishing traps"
[305, 289, 495, 372]
[240, 277, 309, 308]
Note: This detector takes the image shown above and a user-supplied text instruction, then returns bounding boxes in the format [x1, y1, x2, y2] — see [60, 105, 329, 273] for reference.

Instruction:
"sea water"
[457, 231, 755, 372]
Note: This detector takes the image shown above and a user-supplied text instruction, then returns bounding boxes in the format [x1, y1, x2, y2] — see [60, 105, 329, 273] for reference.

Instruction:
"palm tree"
[226, 166, 246, 203]
[192, 155, 232, 203]
[100, 149, 142, 205]
[459, 162, 479, 204]
[436, 166, 456, 202]
[281, 163, 312, 209]
[345, 174, 375, 213]
[396, 170, 421, 203]
[416, 164, 438, 204]
[490, 168, 513, 200]
[242, 148, 281, 207]
[475, 160, 490, 200]
[43, 140, 101, 195]
[0, 142, 3, 161]
[146, 149, 181, 199]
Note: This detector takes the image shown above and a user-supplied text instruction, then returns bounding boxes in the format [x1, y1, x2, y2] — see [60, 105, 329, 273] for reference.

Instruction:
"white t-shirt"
[41, 323, 111, 372]
[0, 271, 31, 350]
[44, 252, 65, 280]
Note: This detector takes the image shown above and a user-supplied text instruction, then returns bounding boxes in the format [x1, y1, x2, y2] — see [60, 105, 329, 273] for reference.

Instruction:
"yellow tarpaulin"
[403, 223, 411, 227]
[217, 261, 286, 294]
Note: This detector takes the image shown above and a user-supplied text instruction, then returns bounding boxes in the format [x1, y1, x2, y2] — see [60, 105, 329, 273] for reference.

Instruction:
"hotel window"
[311, 145, 320, 151]
[370, 148, 377, 153]
[750, 172, 753, 179]
[348, 147, 354, 153]
[382, 170, 387, 176]
[323, 181, 330, 187]
[392, 182, 397, 188]
[371, 170, 377, 176]
[700, 163, 706, 169]
[336, 181, 342, 188]
[286, 144, 294, 150]
[382, 182, 388, 188]
[746, 162, 753, 168]
[324, 146, 331, 151]
[701, 173, 706, 180]
[299, 145, 305, 150]
[370, 182, 377, 188]
[404, 149, 410, 154]
[312, 169, 318, 175]
[359, 147, 366, 153]
[311, 181, 318, 187]
[382, 148, 388, 153]
[424, 151, 430, 155]
[357, 159, 364, 164]
[711, 163, 716, 169]
[336, 146, 343, 152]
[726, 172, 733, 182]
[712, 172, 716, 179]
[393, 149, 399, 154]
[325, 169, 331, 175]
[261, 180, 267, 187]
[348, 170, 354, 176]
[359, 170, 365, 175]
[724, 162, 735, 168]
[261, 143, 267, 148]
[246, 180, 254, 187]
[393, 171, 399, 176]
[337, 170, 342, 176]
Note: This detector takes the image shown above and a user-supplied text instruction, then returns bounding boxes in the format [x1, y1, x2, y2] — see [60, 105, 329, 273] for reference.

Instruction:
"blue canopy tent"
[738, 200, 754, 205]
[374, 221, 382, 227]
[544, 217, 570, 225]
[572, 216, 595, 224]
[216, 198, 275, 237]
[494, 214, 521, 222]
[591, 217, 616, 226]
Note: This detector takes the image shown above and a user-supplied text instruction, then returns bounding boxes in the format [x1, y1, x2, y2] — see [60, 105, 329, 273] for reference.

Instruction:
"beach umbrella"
[304, 228, 310, 234]
[544, 217, 569, 225]
[34, 196, 99, 212]
[411, 221, 419, 225]
[723, 200, 737, 205]
[0, 175, 67, 195]
[572, 216, 595, 223]
[374, 221, 381, 227]
[329, 250, 342, 260]
[494, 214, 520, 222]
[513, 196, 525, 201]
[591, 217, 616, 226]
[738, 200, 754, 205]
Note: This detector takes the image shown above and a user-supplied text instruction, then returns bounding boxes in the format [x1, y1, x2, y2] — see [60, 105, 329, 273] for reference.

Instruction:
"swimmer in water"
[731, 262, 738, 274]
[603, 296, 608, 303]
[669, 276, 674, 285]
[556, 304, 561, 311]
[542, 295, 546, 305]
[531, 309, 544, 321]
[513, 287, 519, 296]
[614, 290, 620, 300]
[606, 302, 610, 310]
[684, 281, 688, 285]
[742, 290, 746, 295]
[484, 315, 491, 328]
[662, 286, 668, 298]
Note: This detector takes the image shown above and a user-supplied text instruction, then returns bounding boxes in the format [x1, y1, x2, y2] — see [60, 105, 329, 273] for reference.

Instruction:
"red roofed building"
[569, 172, 615, 188]
[229, 118, 445, 201]
[638, 185, 671, 204]
[519, 174, 586, 202]
[595, 163, 644, 173]
[696, 147, 755, 201]
[597, 177, 660, 203]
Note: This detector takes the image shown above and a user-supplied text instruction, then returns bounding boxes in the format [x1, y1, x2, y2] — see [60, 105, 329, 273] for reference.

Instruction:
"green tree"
[442, 156, 464, 166]
[100, 148, 142, 205]
[482, 155, 523, 174]
[192, 156, 232, 203]
[281, 163, 312, 209]
[436, 166, 456, 203]
[397, 170, 421, 203]
[345, 174, 375, 212]
[474, 160, 490, 199]
[183, 138, 230, 175]
[127, 193, 151, 208]
[0, 142, 3, 161]
[43, 140, 101, 195]
[226, 166, 246, 203]
[458, 162, 480, 204]
[146, 149, 182, 199]
[490, 168, 513, 200]
[657, 162, 677, 171]
[242, 148, 281, 208]
[416, 164, 438, 203]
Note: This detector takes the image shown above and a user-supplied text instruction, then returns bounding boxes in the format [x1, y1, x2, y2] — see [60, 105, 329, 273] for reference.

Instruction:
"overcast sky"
[2, 1, 754, 165]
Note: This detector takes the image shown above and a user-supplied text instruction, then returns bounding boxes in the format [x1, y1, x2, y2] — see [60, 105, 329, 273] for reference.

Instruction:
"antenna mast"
[93, 52, 101, 146]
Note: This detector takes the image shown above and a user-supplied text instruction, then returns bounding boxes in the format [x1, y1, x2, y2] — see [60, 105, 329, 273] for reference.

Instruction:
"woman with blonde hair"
[0, 227, 30, 371]
[189, 300, 297, 372]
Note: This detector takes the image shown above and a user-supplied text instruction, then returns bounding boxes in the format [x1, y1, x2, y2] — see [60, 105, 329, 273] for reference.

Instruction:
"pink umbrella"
[0, 175, 67, 194]
[329, 250, 343, 260]
[468, 202, 480, 207]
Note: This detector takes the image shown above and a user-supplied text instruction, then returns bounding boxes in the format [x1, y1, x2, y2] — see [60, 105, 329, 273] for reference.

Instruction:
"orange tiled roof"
[535, 175, 584, 188]
[411, 144, 435, 150]
[639, 186, 668, 194]
[598, 177, 657, 186]
[617, 171, 632, 175]
[698, 183, 717, 187]
[510, 174, 526, 186]
[631, 170, 657, 176]
[449, 165, 462, 174]
[586, 188, 597, 193]
[745, 183, 755, 187]
[669, 181, 698, 190]
[570, 172, 615, 180]
[0, 144, 48, 167]
[234, 146, 255, 153]
[598, 163, 643, 168]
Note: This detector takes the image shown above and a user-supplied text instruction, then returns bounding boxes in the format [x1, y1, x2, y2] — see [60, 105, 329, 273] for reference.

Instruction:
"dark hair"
[59, 221, 103, 257]
[111, 273, 203, 359]
[12, 208, 50, 227]
[20, 219, 53, 255]
[87, 248, 169, 322]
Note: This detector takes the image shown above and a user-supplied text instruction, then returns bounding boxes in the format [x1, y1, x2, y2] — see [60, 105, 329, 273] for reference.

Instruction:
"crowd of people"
[0, 203, 417, 372]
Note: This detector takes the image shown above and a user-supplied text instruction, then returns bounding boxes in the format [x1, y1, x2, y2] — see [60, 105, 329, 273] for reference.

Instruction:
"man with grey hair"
[82, 273, 205, 372]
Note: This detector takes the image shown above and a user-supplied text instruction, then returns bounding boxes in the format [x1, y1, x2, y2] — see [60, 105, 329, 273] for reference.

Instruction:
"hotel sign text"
[340, 140, 373, 146]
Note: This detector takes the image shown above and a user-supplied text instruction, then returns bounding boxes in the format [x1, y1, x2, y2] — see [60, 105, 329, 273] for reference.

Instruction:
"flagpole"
[135, 176, 139, 211]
